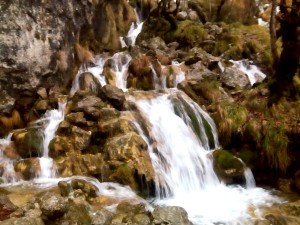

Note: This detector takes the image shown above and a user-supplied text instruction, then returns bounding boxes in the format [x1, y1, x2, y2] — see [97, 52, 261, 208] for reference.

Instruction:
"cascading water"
[229, 59, 266, 86]
[36, 97, 66, 179]
[128, 90, 282, 224]
[0, 4, 286, 224]
[0, 133, 18, 183]
[130, 90, 220, 198]
[120, 0, 144, 48]
[71, 52, 132, 95]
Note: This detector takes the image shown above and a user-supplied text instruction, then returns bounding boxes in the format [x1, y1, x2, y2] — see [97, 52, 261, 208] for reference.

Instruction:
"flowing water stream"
[0, 5, 286, 225]
[36, 97, 66, 179]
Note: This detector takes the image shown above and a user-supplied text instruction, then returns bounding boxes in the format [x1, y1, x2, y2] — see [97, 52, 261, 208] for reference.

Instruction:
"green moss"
[110, 164, 137, 190]
[211, 23, 272, 68]
[213, 149, 242, 170]
[167, 20, 208, 47]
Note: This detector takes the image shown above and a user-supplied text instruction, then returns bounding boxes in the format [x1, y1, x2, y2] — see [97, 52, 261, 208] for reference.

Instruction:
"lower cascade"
[129, 90, 282, 224]
[0, 60, 285, 224]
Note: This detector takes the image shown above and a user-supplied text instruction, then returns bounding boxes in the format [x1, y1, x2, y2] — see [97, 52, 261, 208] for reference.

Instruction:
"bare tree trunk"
[270, 0, 278, 67]
[216, 0, 226, 21]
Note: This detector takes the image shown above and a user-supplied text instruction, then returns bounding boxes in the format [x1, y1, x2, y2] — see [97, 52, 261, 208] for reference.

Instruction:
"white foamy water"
[120, 6, 144, 48]
[36, 99, 66, 179]
[71, 52, 131, 94]
[230, 59, 266, 85]
[0, 133, 18, 183]
[129, 90, 283, 225]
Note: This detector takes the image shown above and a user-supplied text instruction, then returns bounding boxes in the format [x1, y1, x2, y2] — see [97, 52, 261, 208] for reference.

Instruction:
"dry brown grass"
[74, 43, 94, 65]
[0, 110, 22, 134]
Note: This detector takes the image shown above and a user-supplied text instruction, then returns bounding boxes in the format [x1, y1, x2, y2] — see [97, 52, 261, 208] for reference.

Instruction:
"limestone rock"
[0, 0, 136, 102]
[152, 206, 193, 225]
[104, 132, 155, 186]
[220, 67, 251, 89]
[13, 129, 43, 158]
[99, 85, 125, 110]
[176, 11, 188, 21]
[58, 200, 91, 225]
[90, 208, 113, 225]
[0, 91, 15, 115]
[127, 55, 155, 91]
[37, 192, 67, 219]
[14, 158, 41, 180]
[78, 72, 101, 93]
[0, 217, 45, 225]
[56, 154, 104, 177]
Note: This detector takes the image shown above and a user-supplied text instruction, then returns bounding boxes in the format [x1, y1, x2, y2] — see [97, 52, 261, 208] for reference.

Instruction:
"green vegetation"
[167, 20, 208, 47]
[211, 23, 272, 68]
[212, 86, 300, 172]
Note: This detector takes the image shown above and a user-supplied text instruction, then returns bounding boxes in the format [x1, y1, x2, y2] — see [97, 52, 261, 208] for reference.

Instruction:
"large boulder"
[0, 0, 136, 116]
[212, 149, 246, 185]
[104, 132, 155, 189]
[127, 55, 155, 91]
[13, 129, 43, 158]
[220, 67, 251, 89]
[99, 85, 126, 110]
[79, 0, 137, 52]
[55, 154, 104, 178]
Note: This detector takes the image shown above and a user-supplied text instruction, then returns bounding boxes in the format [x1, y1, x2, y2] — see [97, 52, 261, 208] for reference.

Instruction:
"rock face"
[0, 0, 136, 115]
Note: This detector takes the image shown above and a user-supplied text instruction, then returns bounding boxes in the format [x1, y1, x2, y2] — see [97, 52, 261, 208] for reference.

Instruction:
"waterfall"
[131, 90, 220, 198]
[120, 2, 144, 48]
[71, 52, 131, 95]
[36, 97, 66, 179]
[229, 59, 266, 85]
[128, 90, 282, 224]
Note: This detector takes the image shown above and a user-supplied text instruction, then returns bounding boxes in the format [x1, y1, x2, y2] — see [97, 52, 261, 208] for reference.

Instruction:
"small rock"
[152, 206, 193, 225]
[176, 11, 187, 21]
[38, 192, 67, 219]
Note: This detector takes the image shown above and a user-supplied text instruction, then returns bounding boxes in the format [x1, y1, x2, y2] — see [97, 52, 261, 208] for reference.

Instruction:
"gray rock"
[0, 0, 136, 99]
[71, 126, 91, 151]
[176, 11, 188, 21]
[220, 67, 251, 89]
[152, 206, 193, 225]
[90, 209, 113, 225]
[38, 192, 67, 219]
[0, 217, 45, 225]
[0, 91, 15, 115]
[188, 10, 199, 21]
[99, 85, 125, 110]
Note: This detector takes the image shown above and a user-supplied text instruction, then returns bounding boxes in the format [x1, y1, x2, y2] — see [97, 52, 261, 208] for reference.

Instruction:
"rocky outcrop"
[0, 0, 136, 117]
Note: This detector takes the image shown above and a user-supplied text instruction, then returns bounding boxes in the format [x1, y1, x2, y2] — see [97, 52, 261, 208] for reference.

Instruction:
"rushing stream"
[0, 4, 286, 225]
